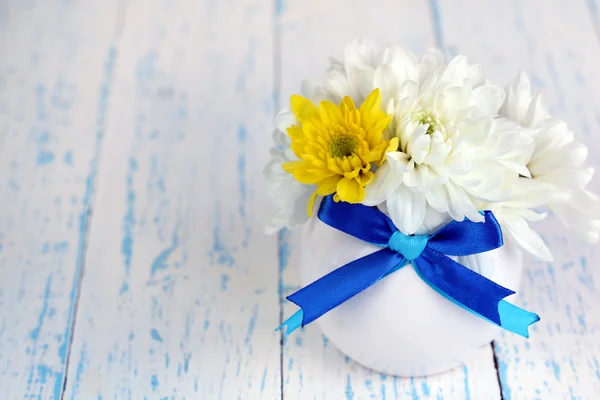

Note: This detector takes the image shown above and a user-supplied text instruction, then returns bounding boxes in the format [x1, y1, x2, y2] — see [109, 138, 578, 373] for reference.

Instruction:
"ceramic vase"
[298, 215, 523, 377]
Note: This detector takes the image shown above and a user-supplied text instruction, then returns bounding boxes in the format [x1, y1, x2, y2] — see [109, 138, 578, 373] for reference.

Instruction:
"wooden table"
[1, 0, 599, 398]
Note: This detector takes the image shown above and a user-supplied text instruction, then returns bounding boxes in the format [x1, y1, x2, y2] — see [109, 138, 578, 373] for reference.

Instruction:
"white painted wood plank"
[436, 0, 600, 398]
[277, 1, 501, 398]
[0, 1, 121, 398]
[592, 0, 600, 43]
[64, 0, 281, 398]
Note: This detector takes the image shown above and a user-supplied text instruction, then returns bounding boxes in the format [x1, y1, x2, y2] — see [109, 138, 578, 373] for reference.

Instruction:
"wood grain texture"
[63, 0, 281, 398]
[1, 0, 599, 398]
[436, 0, 600, 398]
[0, 1, 122, 398]
[277, 1, 501, 398]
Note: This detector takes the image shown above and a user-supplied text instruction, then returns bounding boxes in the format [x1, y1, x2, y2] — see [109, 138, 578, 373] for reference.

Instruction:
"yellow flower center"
[282, 88, 399, 215]
[413, 108, 444, 135]
[329, 135, 358, 158]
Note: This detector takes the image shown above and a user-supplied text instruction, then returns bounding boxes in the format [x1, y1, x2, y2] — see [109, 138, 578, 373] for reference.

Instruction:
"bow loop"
[317, 196, 395, 246]
[427, 211, 503, 256]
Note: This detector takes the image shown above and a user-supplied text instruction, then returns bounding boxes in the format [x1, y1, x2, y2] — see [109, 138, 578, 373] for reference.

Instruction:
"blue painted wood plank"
[63, 0, 281, 398]
[0, 1, 122, 398]
[435, 0, 600, 397]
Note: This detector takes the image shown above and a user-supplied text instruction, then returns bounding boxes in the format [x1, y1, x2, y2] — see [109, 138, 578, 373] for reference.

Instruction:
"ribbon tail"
[276, 309, 304, 336]
[413, 251, 540, 338]
[498, 300, 540, 338]
[414, 249, 540, 336]
[415, 249, 514, 325]
[281, 248, 405, 333]
[382, 257, 410, 279]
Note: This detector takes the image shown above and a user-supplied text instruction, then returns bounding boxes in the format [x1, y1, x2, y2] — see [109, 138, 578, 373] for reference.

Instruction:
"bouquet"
[263, 39, 600, 373]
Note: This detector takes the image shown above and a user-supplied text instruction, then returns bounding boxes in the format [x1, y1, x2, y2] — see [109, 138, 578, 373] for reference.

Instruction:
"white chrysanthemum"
[488, 178, 556, 261]
[528, 120, 600, 243]
[354, 46, 527, 234]
[499, 72, 549, 128]
[263, 109, 313, 233]
[498, 73, 600, 252]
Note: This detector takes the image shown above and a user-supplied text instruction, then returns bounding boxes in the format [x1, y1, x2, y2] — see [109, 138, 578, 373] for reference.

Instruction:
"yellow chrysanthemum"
[283, 88, 399, 215]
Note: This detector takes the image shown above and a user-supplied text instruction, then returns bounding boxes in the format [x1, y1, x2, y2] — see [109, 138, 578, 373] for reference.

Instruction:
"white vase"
[298, 214, 524, 377]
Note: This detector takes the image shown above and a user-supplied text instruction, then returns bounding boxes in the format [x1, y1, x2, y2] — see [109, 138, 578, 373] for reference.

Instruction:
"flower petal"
[301, 78, 322, 98]
[531, 140, 588, 173]
[425, 184, 449, 213]
[417, 49, 445, 86]
[502, 218, 553, 261]
[552, 202, 600, 243]
[374, 64, 399, 107]
[306, 191, 318, 217]
[523, 92, 548, 127]
[499, 71, 534, 123]
[440, 55, 469, 83]
[470, 85, 505, 116]
[359, 170, 374, 186]
[336, 177, 365, 203]
[502, 178, 557, 208]
[324, 69, 351, 102]
[407, 133, 430, 164]
[363, 163, 403, 206]
[445, 182, 483, 222]
[319, 100, 345, 125]
[282, 160, 305, 173]
[290, 95, 320, 124]
[316, 175, 342, 195]
[416, 206, 452, 235]
[360, 88, 383, 128]
[344, 38, 378, 68]
[386, 151, 411, 173]
[387, 185, 426, 235]
[535, 167, 594, 190]
[382, 45, 418, 83]
[275, 108, 297, 133]
[293, 167, 333, 184]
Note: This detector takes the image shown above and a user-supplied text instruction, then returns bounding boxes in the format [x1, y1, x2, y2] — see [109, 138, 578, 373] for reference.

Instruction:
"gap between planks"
[58, 1, 129, 398]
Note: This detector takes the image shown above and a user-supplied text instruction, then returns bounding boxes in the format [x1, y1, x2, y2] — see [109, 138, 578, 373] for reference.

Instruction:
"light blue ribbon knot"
[387, 231, 429, 261]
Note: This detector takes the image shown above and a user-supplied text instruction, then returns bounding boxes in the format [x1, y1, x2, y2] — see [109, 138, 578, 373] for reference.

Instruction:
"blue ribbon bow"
[278, 196, 540, 338]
